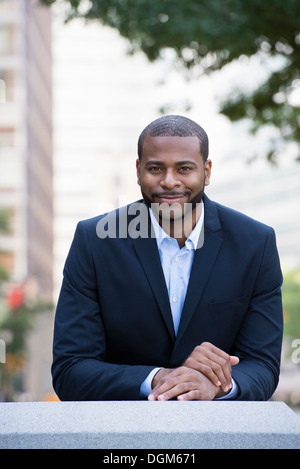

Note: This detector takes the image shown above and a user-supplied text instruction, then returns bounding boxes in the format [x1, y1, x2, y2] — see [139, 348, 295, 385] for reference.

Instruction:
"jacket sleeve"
[231, 227, 284, 400]
[51, 221, 154, 400]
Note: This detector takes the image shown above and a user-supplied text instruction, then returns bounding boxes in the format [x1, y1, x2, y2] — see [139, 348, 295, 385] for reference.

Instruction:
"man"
[52, 115, 283, 401]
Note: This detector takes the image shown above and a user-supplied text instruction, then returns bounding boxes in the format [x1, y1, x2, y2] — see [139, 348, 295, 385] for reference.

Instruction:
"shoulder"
[208, 196, 273, 233]
[74, 200, 146, 238]
[219, 203, 271, 230]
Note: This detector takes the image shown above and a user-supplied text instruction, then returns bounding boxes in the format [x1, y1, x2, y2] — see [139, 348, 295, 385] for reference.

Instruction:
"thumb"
[230, 355, 239, 366]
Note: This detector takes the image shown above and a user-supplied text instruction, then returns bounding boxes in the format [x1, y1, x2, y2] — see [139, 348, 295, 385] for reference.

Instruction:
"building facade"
[0, 0, 53, 299]
[0, 0, 53, 400]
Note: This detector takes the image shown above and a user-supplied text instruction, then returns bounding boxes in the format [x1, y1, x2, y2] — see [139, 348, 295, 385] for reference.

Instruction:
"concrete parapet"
[0, 400, 300, 449]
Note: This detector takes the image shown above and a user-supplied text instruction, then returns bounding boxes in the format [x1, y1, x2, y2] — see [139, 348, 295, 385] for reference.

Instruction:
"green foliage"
[0, 300, 52, 356]
[0, 301, 53, 401]
[0, 208, 10, 234]
[0, 266, 9, 283]
[282, 269, 300, 339]
[41, 0, 300, 163]
[0, 277, 53, 400]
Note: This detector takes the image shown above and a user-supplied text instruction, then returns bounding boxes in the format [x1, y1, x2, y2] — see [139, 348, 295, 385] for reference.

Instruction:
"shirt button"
[172, 296, 177, 303]
[174, 256, 179, 262]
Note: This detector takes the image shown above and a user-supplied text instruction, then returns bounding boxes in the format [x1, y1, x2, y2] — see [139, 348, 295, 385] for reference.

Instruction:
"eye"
[179, 166, 192, 173]
[148, 166, 163, 172]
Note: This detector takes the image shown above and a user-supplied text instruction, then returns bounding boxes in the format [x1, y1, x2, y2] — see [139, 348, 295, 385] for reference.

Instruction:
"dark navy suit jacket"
[52, 194, 283, 401]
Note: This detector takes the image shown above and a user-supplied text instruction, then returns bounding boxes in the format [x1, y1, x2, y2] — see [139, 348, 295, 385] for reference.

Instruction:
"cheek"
[186, 173, 204, 190]
[139, 173, 157, 189]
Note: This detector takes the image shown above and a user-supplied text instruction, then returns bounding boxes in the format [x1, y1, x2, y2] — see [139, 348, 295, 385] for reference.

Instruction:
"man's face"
[136, 135, 212, 221]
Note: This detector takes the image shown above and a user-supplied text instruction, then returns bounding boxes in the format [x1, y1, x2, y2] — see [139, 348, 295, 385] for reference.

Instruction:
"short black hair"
[137, 115, 209, 162]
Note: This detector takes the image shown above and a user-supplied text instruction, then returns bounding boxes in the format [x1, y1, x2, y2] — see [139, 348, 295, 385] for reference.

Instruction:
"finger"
[189, 342, 231, 370]
[188, 350, 231, 391]
[207, 357, 230, 392]
[187, 344, 239, 392]
[157, 381, 192, 401]
[148, 369, 184, 400]
[177, 389, 202, 401]
[149, 367, 199, 401]
[201, 345, 234, 390]
[208, 353, 239, 391]
[188, 361, 222, 387]
[151, 378, 193, 401]
[230, 355, 240, 365]
[207, 349, 239, 387]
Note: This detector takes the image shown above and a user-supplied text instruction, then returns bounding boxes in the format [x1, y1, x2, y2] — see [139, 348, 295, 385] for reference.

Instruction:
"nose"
[160, 169, 181, 190]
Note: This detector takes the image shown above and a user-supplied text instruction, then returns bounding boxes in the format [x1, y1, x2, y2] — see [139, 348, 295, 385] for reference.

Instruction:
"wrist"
[214, 379, 239, 400]
[215, 387, 231, 398]
[151, 368, 172, 389]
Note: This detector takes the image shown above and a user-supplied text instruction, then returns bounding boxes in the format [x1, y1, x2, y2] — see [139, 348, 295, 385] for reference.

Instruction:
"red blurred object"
[6, 285, 24, 309]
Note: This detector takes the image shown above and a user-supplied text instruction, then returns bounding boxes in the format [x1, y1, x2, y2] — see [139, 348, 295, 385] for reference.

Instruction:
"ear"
[136, 158, 141, 186]
[204, 159, 212, 187]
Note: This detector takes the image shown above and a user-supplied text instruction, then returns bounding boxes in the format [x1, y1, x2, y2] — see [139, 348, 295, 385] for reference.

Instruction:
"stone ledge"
[0, 400, 300, 449]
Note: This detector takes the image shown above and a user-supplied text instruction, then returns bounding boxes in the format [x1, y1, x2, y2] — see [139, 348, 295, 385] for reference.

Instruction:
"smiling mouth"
[153, 192, 188, 203]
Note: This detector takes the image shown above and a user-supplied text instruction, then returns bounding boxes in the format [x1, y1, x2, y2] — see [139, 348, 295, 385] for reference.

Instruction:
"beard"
[141, 185, 205, 222]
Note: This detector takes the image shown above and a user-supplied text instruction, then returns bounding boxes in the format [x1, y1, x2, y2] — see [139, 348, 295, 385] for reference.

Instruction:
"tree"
[0, 281, 53, 401]
[41, 0, 300, 163]
[282, 269, 300, 340]
[0, 211, 53, 401]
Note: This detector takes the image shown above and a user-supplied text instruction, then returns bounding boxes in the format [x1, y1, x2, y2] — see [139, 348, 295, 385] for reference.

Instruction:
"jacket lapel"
[175, 195, 223, 345]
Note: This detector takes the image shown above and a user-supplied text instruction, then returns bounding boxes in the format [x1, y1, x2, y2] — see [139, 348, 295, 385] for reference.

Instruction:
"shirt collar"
[149, 202, 204, 250]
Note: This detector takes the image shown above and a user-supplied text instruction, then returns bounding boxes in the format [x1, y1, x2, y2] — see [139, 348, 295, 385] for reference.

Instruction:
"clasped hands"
[148, 342, 239, 401]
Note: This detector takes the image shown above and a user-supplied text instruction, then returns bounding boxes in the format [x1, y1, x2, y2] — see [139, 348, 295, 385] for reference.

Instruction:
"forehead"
[141, 135, 201, 160]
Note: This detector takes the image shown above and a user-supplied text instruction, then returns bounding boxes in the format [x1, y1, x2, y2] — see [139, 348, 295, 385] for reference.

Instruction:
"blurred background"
[0, 0, 299, 412]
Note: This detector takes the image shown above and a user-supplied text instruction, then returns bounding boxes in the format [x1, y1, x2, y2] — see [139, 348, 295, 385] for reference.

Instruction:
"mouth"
[153, 193, 188, 204]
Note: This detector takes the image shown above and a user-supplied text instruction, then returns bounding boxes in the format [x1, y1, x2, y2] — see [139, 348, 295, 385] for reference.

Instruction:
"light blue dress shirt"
[150, 204, 205, 336]
[140, 203, 238, 399]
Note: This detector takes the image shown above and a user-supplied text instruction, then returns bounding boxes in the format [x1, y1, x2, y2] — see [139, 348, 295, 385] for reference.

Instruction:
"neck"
[158, 203, 202, 248]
